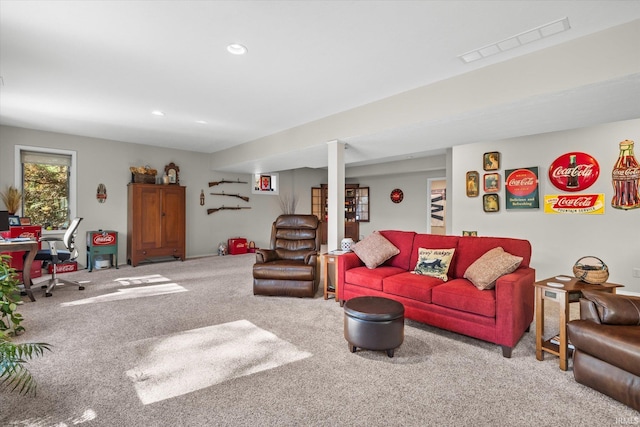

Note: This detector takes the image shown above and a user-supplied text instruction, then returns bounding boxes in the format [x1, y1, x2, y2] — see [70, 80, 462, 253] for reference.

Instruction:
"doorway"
[427, 178, 446, 235]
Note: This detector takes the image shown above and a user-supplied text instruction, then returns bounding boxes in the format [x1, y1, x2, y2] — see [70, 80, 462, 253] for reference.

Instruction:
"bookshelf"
[311, 184, 369, 244]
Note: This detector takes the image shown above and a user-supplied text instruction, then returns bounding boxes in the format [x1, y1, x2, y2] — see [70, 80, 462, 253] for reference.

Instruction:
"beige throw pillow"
[464, 247, 523, 290]
[352, 231, 400, 269]
[413, 248, 455, 281]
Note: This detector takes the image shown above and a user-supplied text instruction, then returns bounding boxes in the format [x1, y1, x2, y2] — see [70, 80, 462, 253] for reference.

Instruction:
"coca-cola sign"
[91, 232, 116, 246]
[543, 194, 605, 214]
[612, 167, 640, 179]
[611, 139, 639, 210]
[548, 152, 600, 192]
[48, 261, 78, 274]
[505, 167, 540, 209]
[506, 169, 538, 197]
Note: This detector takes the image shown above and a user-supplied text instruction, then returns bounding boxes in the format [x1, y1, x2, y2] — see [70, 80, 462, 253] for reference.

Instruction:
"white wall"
[3, 120, 639, 294]
[0, 126, 325, 266]
[356, 171, 446, 238]
[452, 118, 640, 293]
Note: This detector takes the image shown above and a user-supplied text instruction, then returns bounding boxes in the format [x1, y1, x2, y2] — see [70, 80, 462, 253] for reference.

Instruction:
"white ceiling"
[1, 1, 639, 174]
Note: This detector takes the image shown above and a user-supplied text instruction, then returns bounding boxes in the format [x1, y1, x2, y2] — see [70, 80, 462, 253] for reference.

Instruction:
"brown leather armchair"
[253, 215, 320, 297]
[567, 290, 640, 411]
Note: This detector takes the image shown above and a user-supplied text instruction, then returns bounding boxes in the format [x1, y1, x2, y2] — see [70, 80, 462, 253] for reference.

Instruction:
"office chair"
[34, 217, 85, 297]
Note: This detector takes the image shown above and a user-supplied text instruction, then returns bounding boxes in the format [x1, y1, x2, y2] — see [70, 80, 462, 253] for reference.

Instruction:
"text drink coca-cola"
[611, 139, 640, 210]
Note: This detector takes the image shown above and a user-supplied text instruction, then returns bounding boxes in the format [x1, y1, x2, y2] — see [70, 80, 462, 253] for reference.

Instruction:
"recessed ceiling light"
[227, 43, 248, 55]
[195, 120, 207, 124]
[151, 110, 165, 116]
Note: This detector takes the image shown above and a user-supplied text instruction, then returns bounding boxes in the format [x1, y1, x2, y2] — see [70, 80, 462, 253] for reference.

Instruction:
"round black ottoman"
[343, 296, 404, 357]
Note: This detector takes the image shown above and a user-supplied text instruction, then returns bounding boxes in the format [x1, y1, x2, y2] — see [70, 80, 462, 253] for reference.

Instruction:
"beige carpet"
[2, 254, 637, 426]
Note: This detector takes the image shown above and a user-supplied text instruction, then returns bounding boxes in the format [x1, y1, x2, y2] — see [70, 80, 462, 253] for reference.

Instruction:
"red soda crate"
[48, 261, 78, 274]
[228, 238, 247, 255]
[1, 226, 43, 280]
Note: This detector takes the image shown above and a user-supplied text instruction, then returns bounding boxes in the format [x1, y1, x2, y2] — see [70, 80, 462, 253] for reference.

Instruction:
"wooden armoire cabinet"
[127, 183, 186, 267]
[311, 184, 369, 245]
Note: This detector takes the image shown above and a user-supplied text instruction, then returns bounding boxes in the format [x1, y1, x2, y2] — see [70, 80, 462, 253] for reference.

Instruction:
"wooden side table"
[535, 275, 623, 371]
[322, 252, 346, 302]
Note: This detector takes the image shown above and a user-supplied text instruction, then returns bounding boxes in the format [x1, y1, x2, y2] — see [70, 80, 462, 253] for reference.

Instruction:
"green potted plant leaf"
[0, 254, 51, 395]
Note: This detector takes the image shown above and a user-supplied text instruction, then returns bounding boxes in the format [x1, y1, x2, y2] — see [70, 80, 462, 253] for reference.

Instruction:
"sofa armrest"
[304, 251, 318, 266]
[580, 290, 640, 325]
[579, 298, 602, 323]
[494, 266, 536, 347]
[567, 320, 640, 377]
[337, 252, 363, 301]
[255, 249, 278, 264]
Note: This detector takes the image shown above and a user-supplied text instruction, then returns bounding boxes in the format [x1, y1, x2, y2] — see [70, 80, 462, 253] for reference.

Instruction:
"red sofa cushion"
[345, 265, 406, 291]
[452, 236, 531, 279]
[379, 230, 416, 270]
[432, 279, 496, 317]
[383, 271, 444, 303]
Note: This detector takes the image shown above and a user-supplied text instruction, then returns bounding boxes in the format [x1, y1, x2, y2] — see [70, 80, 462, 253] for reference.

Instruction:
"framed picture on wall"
[466, 171, 479, 197]
[483, 152, 500, 171]
[483, 173, 500, 193]
[483, 194, 500, 212]
[260, 175, 271, 191]
[252, 173, 279, 195]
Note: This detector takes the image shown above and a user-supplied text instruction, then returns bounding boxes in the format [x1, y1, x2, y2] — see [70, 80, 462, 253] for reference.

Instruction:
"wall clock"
[390, 188, 404, 204]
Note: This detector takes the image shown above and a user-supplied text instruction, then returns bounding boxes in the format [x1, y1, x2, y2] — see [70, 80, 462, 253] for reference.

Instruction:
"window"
[15, 146, 77, 231]
[252, 172, 279, 195]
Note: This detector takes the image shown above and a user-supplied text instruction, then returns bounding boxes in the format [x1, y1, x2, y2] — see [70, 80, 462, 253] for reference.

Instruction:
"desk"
[0, 240, 39, 302]
[322, 252, 346, 302]
[535, 275, 622, 371]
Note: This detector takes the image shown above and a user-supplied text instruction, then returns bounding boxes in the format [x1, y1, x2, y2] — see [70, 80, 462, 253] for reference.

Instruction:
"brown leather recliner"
[253, 215, 320, 297]
[567, 290, 640, 411]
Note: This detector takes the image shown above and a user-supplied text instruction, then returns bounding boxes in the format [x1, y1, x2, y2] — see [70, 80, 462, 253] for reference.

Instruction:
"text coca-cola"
[93, 234, 115, 245]
[508, 177, 535, 186]
[551, 164, 595, 180]
[554, 196, 597, 208]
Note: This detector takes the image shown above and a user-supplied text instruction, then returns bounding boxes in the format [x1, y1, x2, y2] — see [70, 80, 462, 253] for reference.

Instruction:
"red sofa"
[337, 231, 535, 357]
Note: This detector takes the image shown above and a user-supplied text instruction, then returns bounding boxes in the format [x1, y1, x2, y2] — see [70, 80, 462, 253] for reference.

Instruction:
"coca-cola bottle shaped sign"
[611, 139, 640, 210]
[548, 152, 600, 192]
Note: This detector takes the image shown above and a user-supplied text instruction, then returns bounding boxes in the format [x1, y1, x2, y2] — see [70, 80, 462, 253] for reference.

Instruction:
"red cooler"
[0, 225, 43, 282]
[228, 238, 247, 255]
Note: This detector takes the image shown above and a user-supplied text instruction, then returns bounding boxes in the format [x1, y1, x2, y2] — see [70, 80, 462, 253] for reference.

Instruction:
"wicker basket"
[132, 173, 156, 184]
[130, 166, 158, 184]
[573, 256, 609, 284]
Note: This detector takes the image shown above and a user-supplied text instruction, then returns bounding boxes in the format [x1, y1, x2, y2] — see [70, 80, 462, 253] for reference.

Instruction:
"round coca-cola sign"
[548, 152, 600, 192]
[505, 169, 538, 197]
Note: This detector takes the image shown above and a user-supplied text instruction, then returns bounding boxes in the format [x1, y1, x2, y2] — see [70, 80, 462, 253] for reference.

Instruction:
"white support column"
[327, 140, 345, 252]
